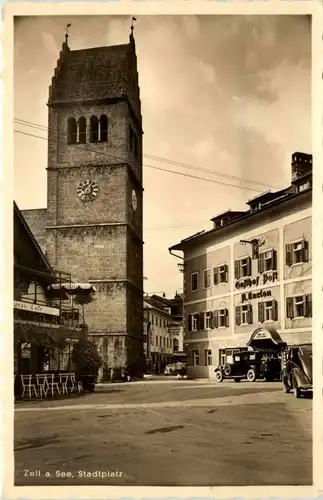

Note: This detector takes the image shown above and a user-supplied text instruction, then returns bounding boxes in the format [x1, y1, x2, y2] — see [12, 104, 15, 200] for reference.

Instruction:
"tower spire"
[130, 17, 137, 43]
[64, 23, 72, 48]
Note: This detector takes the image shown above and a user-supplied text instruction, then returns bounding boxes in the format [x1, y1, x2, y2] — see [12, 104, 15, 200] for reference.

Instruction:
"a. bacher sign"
[14, 300, 60, 317]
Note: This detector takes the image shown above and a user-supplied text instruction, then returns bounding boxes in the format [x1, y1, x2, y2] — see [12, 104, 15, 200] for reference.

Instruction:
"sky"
[14, 15, 311, 297]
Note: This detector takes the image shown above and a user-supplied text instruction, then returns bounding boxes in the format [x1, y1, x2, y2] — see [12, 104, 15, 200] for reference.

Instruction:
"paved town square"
[15, 379, 312, 487]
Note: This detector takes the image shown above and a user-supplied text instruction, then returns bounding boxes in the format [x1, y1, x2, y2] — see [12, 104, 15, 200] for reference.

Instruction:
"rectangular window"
[189, 313, 199, 332]
[191, 272, 198, 292]
[155, 335, 158, 346]
[286, 294, 312, 319]
[193, 350, 200, 366]
[235, 257, 252, 279]
[218, 308, 227, 327]
[258, 250, 277, 273]
[236, 304, 253, 326]
[213, 265, 229, 285]
[203, 269, 211, 288]
[204, 311, 212, 329]
[241, 258, 250, 277]
[258, 300, 278, 322]
[204, 349, 212, 366]
[241, 305, 249, 324]
[163, 337, 166, 347]
[286, 240, 309, 266]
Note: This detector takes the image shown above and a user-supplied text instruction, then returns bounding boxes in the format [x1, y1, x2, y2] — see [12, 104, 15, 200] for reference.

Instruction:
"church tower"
[45, 28, 144, 380]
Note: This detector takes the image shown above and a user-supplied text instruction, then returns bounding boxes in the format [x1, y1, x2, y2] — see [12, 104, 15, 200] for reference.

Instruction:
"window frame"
[204, 311, 212, 330]
[218, 308, 227, 328]
[203, 268, 211, 289]
[191, 272, 198, 292]
[193, 350, 200, 366]
[204, 349, 212, 366]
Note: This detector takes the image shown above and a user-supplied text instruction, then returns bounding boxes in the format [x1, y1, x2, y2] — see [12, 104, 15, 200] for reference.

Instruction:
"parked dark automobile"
[281, 343, 312, 398]
[214, 347, 281, 383]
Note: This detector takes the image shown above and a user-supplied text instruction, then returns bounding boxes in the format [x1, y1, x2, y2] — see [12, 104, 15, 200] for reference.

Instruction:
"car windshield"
[300, 345, 312, 356]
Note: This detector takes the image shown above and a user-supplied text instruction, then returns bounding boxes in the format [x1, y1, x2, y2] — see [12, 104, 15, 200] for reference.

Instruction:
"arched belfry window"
[78, 116, 87, 144]
[67, 117, 77, 144]
[100, 115, 108, 142]
[90, 116, 99, 143]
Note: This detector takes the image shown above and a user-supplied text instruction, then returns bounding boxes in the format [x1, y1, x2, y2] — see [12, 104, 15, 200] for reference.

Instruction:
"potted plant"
[71, 334, 102, 392]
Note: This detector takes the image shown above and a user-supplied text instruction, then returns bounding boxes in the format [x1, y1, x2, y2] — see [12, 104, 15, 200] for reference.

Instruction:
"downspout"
[169, 248, 185, 355]
[168, 249, 184, 260]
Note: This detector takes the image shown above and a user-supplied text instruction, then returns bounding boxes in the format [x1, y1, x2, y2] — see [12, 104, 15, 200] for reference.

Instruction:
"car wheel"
[247, 368, 256, 382]
[223, 364, 231, 376]
[293, 386, 301, 398]
[214, 370, 223, 383]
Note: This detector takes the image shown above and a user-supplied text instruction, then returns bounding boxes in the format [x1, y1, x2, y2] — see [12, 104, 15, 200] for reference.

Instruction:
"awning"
[14, 321, 82, 347]
[47, 283, 96, 295]
[247, 328, 286, 351]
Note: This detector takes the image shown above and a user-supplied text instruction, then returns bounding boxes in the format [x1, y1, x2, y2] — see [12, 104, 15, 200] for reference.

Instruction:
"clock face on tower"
[77, 180, 99, 202]
[132, 189, 137, 211]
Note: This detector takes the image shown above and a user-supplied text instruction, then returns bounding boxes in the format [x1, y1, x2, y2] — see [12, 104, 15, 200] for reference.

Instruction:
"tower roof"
[49, 40, 141, 118]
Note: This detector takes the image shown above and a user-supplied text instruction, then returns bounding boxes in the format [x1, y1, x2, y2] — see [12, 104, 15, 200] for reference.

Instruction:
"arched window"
[90, 116, 99, 143]
[78, 116, 87, 144]
[100, 115, 108, 142]
[67, 117, 77, 144]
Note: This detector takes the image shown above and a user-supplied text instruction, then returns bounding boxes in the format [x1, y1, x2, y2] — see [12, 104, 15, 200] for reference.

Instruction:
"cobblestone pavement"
[14, 380, 312, 486]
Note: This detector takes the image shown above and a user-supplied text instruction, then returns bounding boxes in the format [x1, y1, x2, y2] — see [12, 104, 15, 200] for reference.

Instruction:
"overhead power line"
[14, 127, 265, 193]
[14, 117, 277, 191]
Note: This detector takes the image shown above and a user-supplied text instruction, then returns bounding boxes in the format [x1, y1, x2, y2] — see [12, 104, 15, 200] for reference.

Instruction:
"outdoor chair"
[59, 373, 69, 395]
[46, 373, 61, 397]
[20, 375, 39, 399]
[35, 374, 49, 398]
[70, 373, 83, 393]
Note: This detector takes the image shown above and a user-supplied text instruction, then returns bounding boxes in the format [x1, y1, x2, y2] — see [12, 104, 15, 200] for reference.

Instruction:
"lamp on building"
[240, 238, 265, 259]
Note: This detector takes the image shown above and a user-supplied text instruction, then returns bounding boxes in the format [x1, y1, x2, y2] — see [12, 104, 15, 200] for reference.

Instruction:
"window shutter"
[306, 294, 312, 317]
[272, 300, 278, 321]
[247, 304, 253, 324]
[225, 309, 229, 327]
[235, 306, 241, 326]
[272, 250, 277, 270]
[213, 267, 218, 286]
[286, 297, 294, 319]
[199, 312, 205, 331]
[225, 264, 229, 283]
[213, 310, 219, 329]
[188, 315, 192, 332]
[258, 253, 265, 274]
[209, 311, 214, 329]
[258, 302, 265, 323]
[234, 260, 240, 280]
[247, 257, 252, 276]
[302, 240, 309, 263]
[285, 244, 292, 266]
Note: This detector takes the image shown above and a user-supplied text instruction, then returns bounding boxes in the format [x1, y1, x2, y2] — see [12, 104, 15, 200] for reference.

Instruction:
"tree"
[73, 290, 94, 325]
[71, 334, 102, 378]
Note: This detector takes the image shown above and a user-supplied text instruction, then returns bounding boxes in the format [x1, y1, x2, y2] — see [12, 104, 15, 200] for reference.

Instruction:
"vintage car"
[281, 343, 312, 398]
[164, 362, 187, 378]
[214, 347, 281, 383]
